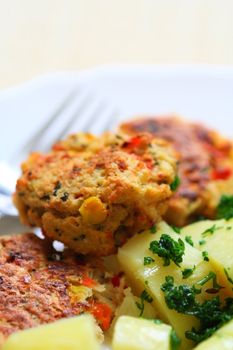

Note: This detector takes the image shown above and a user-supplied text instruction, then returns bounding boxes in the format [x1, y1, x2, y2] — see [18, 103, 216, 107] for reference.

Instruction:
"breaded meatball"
[14, 132, 177, 256]
[120, 116, 233, 226]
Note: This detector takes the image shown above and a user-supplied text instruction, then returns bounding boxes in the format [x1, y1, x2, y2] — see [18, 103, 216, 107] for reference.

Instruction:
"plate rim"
[1, 63, 233, 100]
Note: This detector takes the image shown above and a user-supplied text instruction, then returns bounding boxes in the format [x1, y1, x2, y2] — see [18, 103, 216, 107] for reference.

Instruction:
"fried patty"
[120, 116, 233, 226]
[0, 233, 123, 345]
[14, 132, 177, 256]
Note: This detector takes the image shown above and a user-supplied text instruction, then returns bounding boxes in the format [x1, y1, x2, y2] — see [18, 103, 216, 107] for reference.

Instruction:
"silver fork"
[0, 88, 120, 217]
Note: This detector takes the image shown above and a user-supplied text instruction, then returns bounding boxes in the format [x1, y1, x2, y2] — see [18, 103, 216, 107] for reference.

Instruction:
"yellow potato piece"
[118, 221, 230, 350]
[2, 315, 101, 350]
[79, 196, 107, 224]
[108, 288, 157, 339]
[115, 289, 157, 319]
[194, 319, 233, 350]
[112, 316, 171, 350]
[181, 219, 233, 294]
[194, 335, 233, 350]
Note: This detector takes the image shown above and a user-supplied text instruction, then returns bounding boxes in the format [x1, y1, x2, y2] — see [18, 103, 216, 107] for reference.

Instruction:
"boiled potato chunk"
[107, 288, 157, 340]
[194, 319, 233, 350]
[194, 335, 233, 350]
[118, 221, 229, 350]
[181, 219, 233, 294]
[112, 316, 172, 350]
[114, 288, 157, 319]
[2, 315, 101, 350]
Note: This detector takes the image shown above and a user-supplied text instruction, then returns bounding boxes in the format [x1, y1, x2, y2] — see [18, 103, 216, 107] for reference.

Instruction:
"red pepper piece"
[212, 167, 232, 180]
[91, 302, 112, 331]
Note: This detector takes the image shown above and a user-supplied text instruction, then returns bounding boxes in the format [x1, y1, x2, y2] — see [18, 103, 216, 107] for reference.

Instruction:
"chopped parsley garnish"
[201, 224, 222, 238]
[185, 236, 194, 247]
[171, 225, 181, 234]
[149, 234, 185, 267]
[161, 276, 233, 343]
[182, 266, 196, 279]
[161, 276, 198, 313]
[150, 225, 157, 233]
[170, 175, 181, 191]
[217, 195, 233, 220]
[53, 181, 62, 196]
[197, 271, 224, 293]
[185, 297, 233, 343]
[135, 290, 153, 317]
[199, 239, 206, 246]
[60, 192, 69, 202]
[224, 268, 233, 285]
[170, 329, 181, 350]
[202, 251, 209, 261]
[144, 256, 155, 265]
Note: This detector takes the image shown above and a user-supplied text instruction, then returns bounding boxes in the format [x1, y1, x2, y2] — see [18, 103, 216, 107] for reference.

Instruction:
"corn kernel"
[68, 285, 93, 303]
[79, 197, 107, 224]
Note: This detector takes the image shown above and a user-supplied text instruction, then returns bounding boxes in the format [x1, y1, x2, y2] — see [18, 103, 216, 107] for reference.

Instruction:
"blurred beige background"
[0, 0, 233, 89]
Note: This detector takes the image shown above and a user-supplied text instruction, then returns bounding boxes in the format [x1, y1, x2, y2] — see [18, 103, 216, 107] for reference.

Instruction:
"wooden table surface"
[0, 0, 233, 89]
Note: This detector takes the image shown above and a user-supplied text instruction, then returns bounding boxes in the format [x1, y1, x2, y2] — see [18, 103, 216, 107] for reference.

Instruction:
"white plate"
[1, 64, 233, 161]
[0, 64, 233, 347]
[1, 64, 233, 228]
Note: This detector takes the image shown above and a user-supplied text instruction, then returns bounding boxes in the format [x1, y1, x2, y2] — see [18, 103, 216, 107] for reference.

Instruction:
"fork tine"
[10, 89, 78, 164]
[82, 101, 109, 133]
[87, 102, 120, 135]
[53, 92, 91, 141]
[101, 108, 120, 132]
[11, 88, 119, 167]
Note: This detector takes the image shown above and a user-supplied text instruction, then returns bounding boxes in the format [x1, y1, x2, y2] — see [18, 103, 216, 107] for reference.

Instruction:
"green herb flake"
[170, 175, 181, 191]
[144, 256, 155, 265]
[53, 181, 62, 196]
[202, 251, 209, 262]
[171, 225, 181, 234]
[170, 329, 181, 350]
[149, 234, 185, 267]
[182, 266, 196, 279]
[202, 224, 222, 238]
[60, 192, 69, 202]
[135, 290, 153, 317]
[224, 268, 233, 285]
[150, 225, 157, 234]
[197, 272, 216, 286]
[185, 236, 194, 247]
[199, 239, 206, 246]
[217, 195, 233, 220]
[161, 276, 198, 313]
[197, 271, 224, 293]
[227, 226, 232, 231]
[161, 276, 233, 344]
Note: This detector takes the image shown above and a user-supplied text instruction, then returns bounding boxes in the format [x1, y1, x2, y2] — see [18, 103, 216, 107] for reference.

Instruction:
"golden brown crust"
[0, 233, 123, 344]
[120, 116, 233, 226]
[14, 132, 177, 255]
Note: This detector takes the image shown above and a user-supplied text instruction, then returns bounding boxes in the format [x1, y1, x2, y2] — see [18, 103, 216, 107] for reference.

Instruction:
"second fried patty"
[120, 116, 233, 226]
[14, 132, 177, 256]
